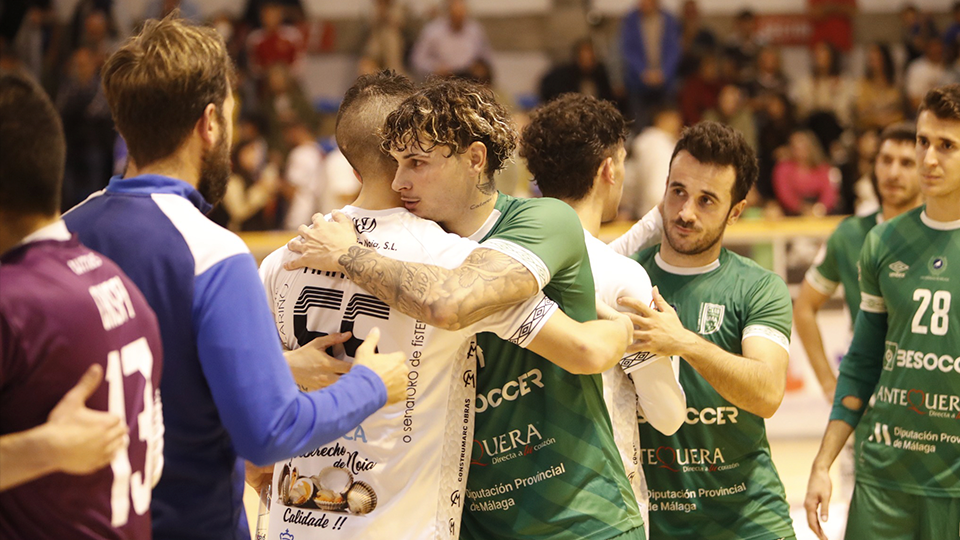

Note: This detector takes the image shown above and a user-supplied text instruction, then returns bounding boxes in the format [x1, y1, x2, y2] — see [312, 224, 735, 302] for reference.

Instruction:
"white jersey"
[585, 229, 686, 536]
[608, 206, 663, 258]
[259, 206, 557, 540]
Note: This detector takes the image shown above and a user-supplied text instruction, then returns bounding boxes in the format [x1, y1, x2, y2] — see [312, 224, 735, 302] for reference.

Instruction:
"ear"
[197, 103, 220, 147]
[598, 156, 615, 186]
[727, 199, 748, 225]
[465, 141, 487, 176]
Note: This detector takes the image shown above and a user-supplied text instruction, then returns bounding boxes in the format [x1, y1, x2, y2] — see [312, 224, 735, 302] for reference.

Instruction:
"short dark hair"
[878, 122, 916, 145]
[521, 93, 627, 201]
[669, 121, 758, 205]
[919, 84, 960, 121]
[0, 70, 65, 215]
[381, 77, 517, 179]
[102, 13, 233, 168]
[336, 70, 416, 179]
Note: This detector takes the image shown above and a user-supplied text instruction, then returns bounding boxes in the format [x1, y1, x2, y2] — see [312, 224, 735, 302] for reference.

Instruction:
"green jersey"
[850, 208, 960, 497]
[460, 194, 644, 540]
[633, 247, 795, 540]
[806, 211, 881, 319]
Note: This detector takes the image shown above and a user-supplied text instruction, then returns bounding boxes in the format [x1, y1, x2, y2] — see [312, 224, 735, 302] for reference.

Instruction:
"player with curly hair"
[286, 78, 648, 540]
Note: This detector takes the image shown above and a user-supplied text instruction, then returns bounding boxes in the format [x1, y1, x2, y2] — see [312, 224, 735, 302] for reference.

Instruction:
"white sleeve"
[608, 207, 663, 257]
[628, 355, 686, 436]
[258, 246, 287, 316]
[461, 293, 559, 349]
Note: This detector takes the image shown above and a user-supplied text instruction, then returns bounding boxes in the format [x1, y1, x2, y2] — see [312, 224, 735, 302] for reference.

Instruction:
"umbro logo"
[888, 261, 909, 278]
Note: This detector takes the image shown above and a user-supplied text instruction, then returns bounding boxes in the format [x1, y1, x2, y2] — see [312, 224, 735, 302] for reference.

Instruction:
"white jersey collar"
[19, 220, 71, 246]
[654, 251, 720, 275]
[920, 210, 960, 231]
[467, 209, 502, 242]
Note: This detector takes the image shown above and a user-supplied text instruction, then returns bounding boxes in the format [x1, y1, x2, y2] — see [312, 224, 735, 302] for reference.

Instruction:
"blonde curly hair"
[380, 77, 517, 178]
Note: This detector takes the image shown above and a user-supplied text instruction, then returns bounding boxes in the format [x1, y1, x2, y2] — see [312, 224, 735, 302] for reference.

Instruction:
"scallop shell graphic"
[346, 481, 378, 515]
[316, 466, 354, 494]
[278, 464, 294, 505]
[288, 477, 316, 507]
[313, 487, 347, 511]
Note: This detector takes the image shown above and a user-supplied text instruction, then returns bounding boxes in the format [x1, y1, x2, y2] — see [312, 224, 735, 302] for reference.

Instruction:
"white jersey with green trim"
[258, 206, 558, 540]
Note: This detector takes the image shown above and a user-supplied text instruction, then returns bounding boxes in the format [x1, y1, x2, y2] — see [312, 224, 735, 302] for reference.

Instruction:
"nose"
[920, 145, 938, 171]
[392, 168, 410, 193]
[678, 198, 697, 223]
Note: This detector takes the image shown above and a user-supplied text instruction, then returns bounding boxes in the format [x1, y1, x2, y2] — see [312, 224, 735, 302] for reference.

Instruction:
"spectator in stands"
[259, 63, 317, 152]
[905, 39, 947, 111]
[359, 0, 411, 75]
[220, 139, 281, 232]
[142, 0, 202, 22]
[773, 129, 838, 216]
[945, 2, 960, 59]
[246, 2, 305, 79]
[794, 41, 854, 128]
[618, 0, 681, 129]
[747, 46, 789, 101]
[281, 118, 324, 230]
[724, 9, 763, 86]
[855, 42, 904, 132]
[679, 53, 724, 126]
[624, 105, 682, 218]
[756, 92, 797, 205]
[56, 47, 114, 211]
[678, 0, 716, 77]
[900, 4, 939, 66]
[539, 38, 616, 105]
[704, 84, 757, 150]
[808, 0, 857, 52]
[410, 0, 492, 78]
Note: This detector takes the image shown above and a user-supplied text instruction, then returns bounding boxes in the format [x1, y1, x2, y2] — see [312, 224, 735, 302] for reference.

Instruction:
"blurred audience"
[756, 92, 797, 205]
[410, 0, 491, 78]
[678, 0, 717, 78]
[246, 2, 305, 80]
[624, 106, 682, 219]
[540, 38, 617, 105]
[618, 0, 682, 128]
[900, 4, 940, 66]
[808, 0, 857, 52]
[281, 118, 325, 230]
[855, 43, 905, 132]
[905, 39, 947, 110]
[704, 84, 757, 150]
[773, 130, 838, 216]
[359, 0, 411, 75]
[724, 9, 763, 86]
[679, 53, 724, 126]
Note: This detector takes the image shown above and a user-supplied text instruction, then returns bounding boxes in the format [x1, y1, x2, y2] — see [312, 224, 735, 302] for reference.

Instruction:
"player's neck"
[564, 195, 604, 236]
[125, 151, 200, 188]
[0, 212, 60, 255]
[448, 191, 499, 238]
[925, 189, 960, 222]
[351, 181, 403, 211]
[880, 196, 922, 222]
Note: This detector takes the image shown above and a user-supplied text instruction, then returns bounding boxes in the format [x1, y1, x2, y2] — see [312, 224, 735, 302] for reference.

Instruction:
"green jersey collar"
[920, 210, 960, 231]
[654, 251, 721, 275]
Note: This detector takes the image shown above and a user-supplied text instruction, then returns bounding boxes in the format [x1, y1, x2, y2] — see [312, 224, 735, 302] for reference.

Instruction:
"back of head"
[336, 70, 415, 180]
[0, 70, 65, 215]
[878, 121, 917, 145]
[381, 77, 517, 179]
[102, 13, 232, 169]
[521, 93, 626, 201]
[919, 84, 960, 121]
[670, 121, 758, 204]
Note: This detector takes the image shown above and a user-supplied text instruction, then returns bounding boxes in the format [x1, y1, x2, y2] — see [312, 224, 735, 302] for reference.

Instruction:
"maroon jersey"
[0, 224, 163, 540]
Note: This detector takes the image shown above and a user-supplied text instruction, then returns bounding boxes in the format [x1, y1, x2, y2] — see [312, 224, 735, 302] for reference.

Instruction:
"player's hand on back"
[47, 364, 129, 475]
[285, 332, 354, 392]
[285, 211, 359, 272]
[352, 327, 408, 406]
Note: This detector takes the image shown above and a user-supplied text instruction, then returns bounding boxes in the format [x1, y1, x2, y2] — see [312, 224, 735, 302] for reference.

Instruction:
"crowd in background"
[2, 0, 958, 230]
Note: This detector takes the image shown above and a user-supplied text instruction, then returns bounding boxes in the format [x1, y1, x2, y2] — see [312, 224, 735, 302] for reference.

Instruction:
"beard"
[663, 214, 728, 256]
[196, 128, 231, 206]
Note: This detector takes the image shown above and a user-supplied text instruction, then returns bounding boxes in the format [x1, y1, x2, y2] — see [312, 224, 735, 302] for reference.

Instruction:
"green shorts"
[846, 481, 960, 540]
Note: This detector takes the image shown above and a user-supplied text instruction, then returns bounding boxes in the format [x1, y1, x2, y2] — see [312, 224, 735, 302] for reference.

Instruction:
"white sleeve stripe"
[151, 193, 250, 276]
[860, 292, 887, 313]
[480, 239, 551, 290]
[508, 297, 559, 348]
[804, 267, 839, 296]
[742, 325, 790, 353]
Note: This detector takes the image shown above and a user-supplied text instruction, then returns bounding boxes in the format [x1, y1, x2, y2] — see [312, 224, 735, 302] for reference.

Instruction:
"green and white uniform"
[806, 211, 881, 318]
[833, 208, 960, 498]
[460, 193, 645, 540]
[632, 247, 796, 540]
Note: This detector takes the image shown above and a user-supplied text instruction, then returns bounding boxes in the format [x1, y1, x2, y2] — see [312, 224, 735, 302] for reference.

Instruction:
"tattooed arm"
[285, 213, 540, 330]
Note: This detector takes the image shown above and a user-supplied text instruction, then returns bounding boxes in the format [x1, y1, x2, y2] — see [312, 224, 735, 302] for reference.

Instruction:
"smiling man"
[612, 121, 796, 540]
[804, 84, 960, 540]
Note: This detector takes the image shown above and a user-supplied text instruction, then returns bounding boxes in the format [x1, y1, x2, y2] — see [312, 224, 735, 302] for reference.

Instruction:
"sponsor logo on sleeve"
[888, 261, 909, 278]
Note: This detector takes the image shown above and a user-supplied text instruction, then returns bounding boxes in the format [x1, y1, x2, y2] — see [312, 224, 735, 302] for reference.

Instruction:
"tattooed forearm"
[336, 245, 540, 330]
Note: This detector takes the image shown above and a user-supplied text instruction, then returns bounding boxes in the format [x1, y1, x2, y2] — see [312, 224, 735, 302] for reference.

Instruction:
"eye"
[700, 196, 713, 206]
[917, 137, 929, 147]
[943, 140, 955, 151]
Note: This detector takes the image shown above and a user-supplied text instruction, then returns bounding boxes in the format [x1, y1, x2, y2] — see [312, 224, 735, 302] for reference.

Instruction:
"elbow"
[564, 337, 613, 375]
[419, 300, 463, 331]
[755, 392, 785, 419]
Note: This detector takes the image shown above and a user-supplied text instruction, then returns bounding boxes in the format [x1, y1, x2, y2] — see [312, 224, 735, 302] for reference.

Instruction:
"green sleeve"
[742, 272, 793, 350]
[806, 227, 842, 294]
[482, 198, 587, 283]
[829, 232, 887, 427]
